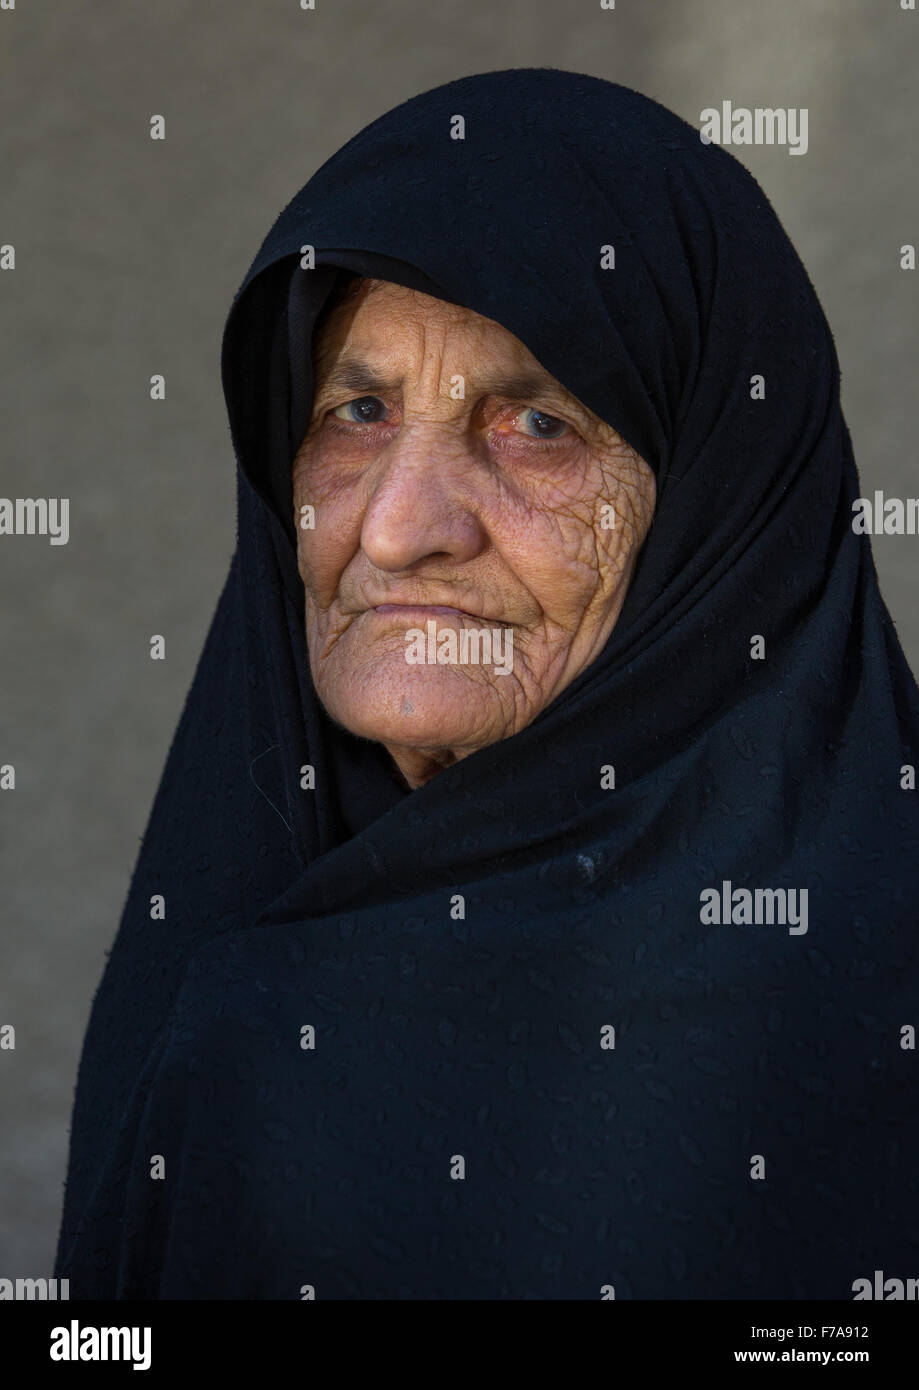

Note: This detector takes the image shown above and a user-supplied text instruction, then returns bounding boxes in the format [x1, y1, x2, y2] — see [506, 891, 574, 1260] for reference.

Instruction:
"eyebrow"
[313, 358, 582, 413]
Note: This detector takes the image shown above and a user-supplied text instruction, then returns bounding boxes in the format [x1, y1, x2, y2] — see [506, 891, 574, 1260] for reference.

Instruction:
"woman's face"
[292, 278, 656, 787]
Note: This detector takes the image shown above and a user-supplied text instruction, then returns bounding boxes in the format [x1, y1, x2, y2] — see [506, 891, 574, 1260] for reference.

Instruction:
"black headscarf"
[57, 68, 919, 1299]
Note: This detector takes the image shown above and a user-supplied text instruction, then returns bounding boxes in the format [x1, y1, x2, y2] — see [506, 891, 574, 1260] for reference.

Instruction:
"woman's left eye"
[513, 408, 569, 440]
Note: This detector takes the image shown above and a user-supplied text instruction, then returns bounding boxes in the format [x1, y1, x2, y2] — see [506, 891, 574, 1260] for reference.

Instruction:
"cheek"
[294, 430, 371, 503]
[293, 444, 366, 603]
[495, 453, 637, 625]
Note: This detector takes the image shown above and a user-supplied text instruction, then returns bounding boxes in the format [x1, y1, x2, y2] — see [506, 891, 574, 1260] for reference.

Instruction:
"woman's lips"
[370, 604, 486, 621]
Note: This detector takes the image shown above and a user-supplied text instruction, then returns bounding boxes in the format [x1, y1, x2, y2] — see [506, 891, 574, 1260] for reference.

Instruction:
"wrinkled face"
[292, 278, 655, 786]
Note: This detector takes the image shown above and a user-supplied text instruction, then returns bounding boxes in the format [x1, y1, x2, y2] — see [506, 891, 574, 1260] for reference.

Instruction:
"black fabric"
[56, 68, 919, 1300]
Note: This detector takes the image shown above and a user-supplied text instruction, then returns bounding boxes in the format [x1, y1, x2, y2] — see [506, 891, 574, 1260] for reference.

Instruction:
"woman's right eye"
[332, 396, 388, 423]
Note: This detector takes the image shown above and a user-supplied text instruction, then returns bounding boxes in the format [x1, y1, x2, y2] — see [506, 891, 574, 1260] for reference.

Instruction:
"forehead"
[313, 277, 552, 375]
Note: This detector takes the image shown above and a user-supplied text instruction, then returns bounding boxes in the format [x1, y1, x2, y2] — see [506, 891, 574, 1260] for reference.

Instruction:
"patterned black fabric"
[56, 68, 919, 1299]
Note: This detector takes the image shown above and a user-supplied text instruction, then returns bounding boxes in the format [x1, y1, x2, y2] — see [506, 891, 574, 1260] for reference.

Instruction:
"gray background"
[1, 0, 916, 1275]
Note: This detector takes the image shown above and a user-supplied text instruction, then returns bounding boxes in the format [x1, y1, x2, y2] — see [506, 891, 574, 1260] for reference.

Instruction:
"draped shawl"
[56, 68, 919, 1300]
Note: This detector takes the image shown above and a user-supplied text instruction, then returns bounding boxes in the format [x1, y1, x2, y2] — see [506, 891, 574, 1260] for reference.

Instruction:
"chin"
[321, 662, 506, 751]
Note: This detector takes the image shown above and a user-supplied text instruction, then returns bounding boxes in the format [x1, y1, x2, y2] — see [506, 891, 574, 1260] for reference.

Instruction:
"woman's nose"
[359, 425, 489, 571]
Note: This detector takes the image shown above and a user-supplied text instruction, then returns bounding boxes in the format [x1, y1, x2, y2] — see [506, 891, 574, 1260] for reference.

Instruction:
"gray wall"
[1, 0, 916, 1275]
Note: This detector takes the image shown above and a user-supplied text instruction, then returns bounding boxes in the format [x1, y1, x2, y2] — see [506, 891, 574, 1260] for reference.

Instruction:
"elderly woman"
[57, 68, 918, 1300]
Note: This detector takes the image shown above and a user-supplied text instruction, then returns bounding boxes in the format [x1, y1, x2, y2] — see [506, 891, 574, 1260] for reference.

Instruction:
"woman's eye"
[513, 407, 569, 440]
[332, 396, 388, 423]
